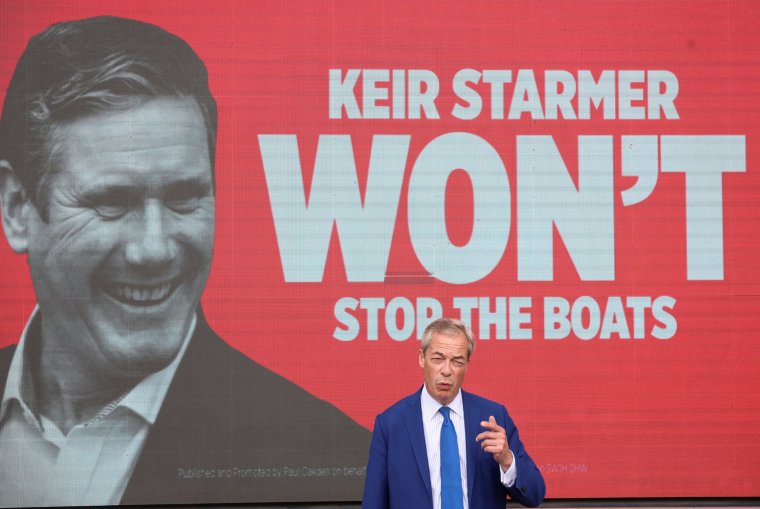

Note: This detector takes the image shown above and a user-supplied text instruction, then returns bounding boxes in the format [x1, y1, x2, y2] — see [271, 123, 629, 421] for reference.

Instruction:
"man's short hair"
[421, 318, 476, 359]
[0, 15, 218, 220]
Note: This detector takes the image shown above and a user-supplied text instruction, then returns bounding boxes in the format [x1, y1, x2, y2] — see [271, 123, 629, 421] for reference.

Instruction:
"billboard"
[0, 0, 758, 504]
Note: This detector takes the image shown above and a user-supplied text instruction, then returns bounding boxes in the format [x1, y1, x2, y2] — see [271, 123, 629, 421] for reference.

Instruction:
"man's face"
[24, 97, 214, 378]
[419, 331, 470, 406]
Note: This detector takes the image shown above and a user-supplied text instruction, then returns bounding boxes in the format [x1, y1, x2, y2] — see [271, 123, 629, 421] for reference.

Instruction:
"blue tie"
[439, 406, 464, 509]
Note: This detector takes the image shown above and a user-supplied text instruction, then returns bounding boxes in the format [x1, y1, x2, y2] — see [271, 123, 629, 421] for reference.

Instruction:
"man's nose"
[440, 360, 452, 376]
[125, 201, 177, 266]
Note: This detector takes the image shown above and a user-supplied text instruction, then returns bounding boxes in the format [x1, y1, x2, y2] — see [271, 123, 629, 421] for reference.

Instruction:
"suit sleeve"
[502, 406, 546, 507]
[362, 415, 390, 509]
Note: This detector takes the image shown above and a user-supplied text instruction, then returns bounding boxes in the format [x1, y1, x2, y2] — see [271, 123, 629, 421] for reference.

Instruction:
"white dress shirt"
[420, 387, 517, 509]
[0, 307, 195, 507]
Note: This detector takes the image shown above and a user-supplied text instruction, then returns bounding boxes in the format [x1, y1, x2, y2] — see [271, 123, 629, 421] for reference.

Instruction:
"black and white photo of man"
[0, 16, 370, 506]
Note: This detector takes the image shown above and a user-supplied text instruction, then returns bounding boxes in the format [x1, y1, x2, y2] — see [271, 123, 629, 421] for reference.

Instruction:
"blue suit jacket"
[362, 389, 545, 508]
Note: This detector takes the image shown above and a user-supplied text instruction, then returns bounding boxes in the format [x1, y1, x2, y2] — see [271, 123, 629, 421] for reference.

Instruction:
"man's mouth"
[102, 279, 178, 306]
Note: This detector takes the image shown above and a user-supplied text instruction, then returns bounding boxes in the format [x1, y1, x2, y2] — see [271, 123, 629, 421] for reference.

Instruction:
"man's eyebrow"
[164, 177, 213, 195]
[79, 177, 212, 198]
[430, 351, 466, 359]
[79, 184, 141, 202]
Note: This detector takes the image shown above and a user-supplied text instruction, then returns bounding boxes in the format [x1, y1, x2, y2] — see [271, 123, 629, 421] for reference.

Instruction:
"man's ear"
[0, 160, 32, 253]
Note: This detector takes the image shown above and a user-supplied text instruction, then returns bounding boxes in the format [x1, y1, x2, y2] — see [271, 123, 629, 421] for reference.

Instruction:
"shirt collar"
[420, 384, 464, 422]
[0, 306, 196, 427]
[0, 306, 42, 423]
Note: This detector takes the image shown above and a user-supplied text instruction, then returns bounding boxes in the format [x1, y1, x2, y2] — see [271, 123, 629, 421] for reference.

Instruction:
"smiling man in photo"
[0, 16, 369, 506]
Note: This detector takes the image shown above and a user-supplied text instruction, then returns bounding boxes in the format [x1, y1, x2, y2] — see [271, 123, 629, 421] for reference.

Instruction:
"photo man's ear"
[0, 160, 32, 253]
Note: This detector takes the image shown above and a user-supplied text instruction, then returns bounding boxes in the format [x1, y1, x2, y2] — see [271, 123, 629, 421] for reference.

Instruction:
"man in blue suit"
[363, 318, 545, 508]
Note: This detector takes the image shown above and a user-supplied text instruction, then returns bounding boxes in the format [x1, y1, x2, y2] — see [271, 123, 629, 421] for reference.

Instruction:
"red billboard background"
[1, 0, 758, 499]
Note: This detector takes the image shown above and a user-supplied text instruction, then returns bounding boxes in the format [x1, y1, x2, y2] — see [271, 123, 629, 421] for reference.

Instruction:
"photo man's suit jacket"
[0, 310, 371, 505]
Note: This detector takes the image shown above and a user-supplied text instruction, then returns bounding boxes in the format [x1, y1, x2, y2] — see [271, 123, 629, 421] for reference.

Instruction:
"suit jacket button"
[521, 486, 527, 494]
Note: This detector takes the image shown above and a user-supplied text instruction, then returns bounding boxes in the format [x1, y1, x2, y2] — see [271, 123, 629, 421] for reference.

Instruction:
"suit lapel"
[0, 346, 14, 398]
[403, 390, 432, 500]
[462, 390, 480, 507]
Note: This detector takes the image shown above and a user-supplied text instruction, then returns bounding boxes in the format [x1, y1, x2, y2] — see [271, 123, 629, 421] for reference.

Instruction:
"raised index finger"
[479, 415, 503, 432]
